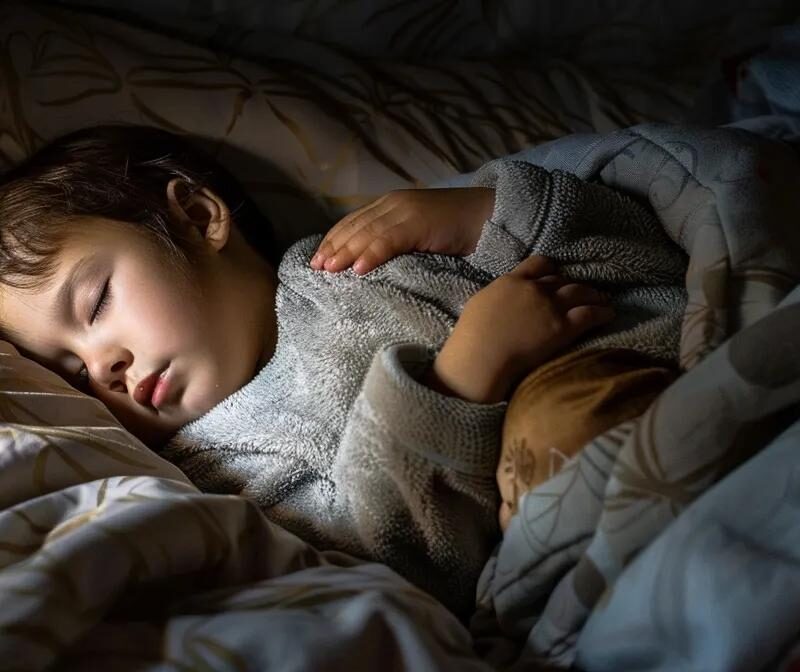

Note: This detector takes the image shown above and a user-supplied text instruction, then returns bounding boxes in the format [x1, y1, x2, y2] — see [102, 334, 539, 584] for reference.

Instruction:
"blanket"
[0, 347, 488, 671]
[2, 121, 799, 671]
[445, 124, 800, 670]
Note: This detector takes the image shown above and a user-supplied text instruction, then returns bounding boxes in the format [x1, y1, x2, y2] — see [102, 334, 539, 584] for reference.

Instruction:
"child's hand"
[310, 187, 494, 275]
[422, 256, 614, 404]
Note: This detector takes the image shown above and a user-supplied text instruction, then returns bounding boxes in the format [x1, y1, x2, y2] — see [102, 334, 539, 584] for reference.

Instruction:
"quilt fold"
[467, 124, 800, 670]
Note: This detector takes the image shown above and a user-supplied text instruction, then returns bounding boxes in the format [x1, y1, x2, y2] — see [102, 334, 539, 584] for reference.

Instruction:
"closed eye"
[90, 278, 112, 324]
[75, 277, 112, 388]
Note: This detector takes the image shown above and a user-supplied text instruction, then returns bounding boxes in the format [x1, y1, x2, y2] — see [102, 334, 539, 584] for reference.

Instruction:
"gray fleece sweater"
[162, 159, 687, 616]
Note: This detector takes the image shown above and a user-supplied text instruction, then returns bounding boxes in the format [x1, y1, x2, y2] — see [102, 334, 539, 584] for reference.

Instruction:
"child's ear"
[166, 177, 231, 251]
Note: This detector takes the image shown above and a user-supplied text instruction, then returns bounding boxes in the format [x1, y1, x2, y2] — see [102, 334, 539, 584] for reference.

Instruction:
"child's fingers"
[554, 283, 608, 308]
[564, 304, 615, 335]
[534, 274, 567, 288]
[311, 199, 377, 268]
[311, 215, 369, 269]
[509, 255, 557, 279]
[350, 235, 402, 275]
[321, 236, 368, 272]
[312, 216, 363, 269]
[311, 196, 392, 268]
[348, 222, 415, 274]
[323, 221, 410, 274]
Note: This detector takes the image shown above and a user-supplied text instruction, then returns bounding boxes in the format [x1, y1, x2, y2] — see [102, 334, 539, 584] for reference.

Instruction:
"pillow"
[497, 347, 677, 529]
[0, 1, 696, 252]
[0, 341, 190, 510]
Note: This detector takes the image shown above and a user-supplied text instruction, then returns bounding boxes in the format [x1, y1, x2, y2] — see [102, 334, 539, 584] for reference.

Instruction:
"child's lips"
[133, 366, 169, 408]
[150, 370, 171, 409]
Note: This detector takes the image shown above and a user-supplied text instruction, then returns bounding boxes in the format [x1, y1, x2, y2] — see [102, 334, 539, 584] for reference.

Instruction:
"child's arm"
[423, 255, 613, 403]
[309, 160, 571, 282]
[310, 187, 494, 275]
[332, 257, 612, 617]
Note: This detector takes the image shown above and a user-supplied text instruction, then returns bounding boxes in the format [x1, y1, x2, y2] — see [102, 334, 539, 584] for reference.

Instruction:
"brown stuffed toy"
[498, 347, 678, 530]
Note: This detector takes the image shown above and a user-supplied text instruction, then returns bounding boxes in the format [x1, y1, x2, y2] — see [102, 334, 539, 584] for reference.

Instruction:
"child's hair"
[0, 124, 279, 291]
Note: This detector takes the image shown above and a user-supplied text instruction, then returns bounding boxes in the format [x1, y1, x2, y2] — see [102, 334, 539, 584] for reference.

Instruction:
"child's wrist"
[462, 187, 495, 255]
[423, 354, 507, 404]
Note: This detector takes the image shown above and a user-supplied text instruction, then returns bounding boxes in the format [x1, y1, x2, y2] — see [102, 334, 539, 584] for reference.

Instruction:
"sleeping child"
[0, 124, 685, 617]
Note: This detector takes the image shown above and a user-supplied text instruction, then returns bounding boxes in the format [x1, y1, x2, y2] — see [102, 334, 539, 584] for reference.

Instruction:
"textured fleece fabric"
[161, 159, 688, 616]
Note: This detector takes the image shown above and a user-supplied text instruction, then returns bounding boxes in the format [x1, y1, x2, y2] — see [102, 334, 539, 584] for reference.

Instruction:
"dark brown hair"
[0, 124, 278, 290]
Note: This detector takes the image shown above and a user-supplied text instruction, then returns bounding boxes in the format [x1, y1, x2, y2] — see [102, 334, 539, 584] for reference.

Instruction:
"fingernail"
[310, 253, 320, 267]
[325, 256, 337, 270]
[353, 259, 366, 275]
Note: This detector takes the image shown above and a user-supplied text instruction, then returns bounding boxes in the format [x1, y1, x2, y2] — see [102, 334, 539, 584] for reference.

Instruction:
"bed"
[2, 1, 799, 670]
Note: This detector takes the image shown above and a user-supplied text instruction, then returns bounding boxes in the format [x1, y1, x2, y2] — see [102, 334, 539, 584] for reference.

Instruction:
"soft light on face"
[0, 216, 275, 447]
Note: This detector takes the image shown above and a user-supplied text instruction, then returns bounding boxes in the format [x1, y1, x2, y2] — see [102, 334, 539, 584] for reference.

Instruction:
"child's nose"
[88, 351, 131, 390]
[104, 359, 128, 389]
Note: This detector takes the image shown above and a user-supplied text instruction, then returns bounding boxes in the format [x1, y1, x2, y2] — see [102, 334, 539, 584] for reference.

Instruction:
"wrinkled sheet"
[445, 123, 800, 670]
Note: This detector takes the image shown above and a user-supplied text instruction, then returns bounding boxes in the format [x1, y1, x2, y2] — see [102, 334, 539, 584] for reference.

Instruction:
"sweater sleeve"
[465, 159, 557, 278]
[333, 341, 506, 617]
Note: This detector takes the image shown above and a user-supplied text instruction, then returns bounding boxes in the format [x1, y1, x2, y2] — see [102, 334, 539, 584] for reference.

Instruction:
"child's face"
[0, 216, 275, 447]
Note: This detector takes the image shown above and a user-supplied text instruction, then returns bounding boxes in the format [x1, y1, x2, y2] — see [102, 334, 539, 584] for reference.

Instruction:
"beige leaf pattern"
[1, 2, 796, 670]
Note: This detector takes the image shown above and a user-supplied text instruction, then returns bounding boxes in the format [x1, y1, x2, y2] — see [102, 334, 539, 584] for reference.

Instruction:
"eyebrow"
[54, 256, 98, 325]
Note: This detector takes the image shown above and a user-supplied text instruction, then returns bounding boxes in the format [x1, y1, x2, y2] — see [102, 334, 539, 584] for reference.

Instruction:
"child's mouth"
[150, 369, 171, 409]
[133, 366, 170, 409]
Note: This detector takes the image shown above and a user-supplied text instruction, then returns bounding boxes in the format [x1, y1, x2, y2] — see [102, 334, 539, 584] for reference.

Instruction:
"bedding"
[43, 0, 793, 68]
[449, 123, 800, 669]
[692, 20, 800, 142]
[5, 122, 798, 671]
[1, 0, 717, 254]
[0, 341, 490, 671]
[2, 1, 800, 670]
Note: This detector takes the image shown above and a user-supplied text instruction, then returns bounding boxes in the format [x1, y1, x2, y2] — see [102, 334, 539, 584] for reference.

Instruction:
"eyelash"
[90, 279, 112, 325]
[77, 279, 112, 386]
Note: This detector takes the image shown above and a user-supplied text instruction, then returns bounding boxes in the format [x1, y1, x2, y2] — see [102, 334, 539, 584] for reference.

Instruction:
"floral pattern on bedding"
[2, 2, 800, 669]
[0, 0, 706, 251]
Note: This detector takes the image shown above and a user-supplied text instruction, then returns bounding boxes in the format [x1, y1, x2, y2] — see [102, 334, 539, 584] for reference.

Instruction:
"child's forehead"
[0, 249, 108, 355]
[0, 219, 167, 355]
[1, 218, 146, 312]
